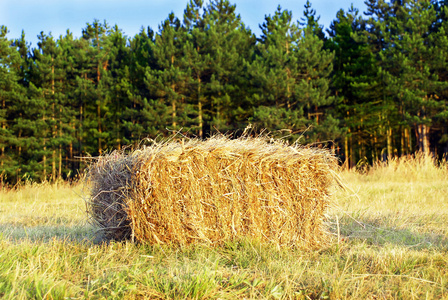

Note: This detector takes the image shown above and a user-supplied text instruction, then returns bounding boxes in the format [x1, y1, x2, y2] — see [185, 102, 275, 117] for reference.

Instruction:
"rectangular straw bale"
[87, 152, 135, 240]
[87, 135, 338, 249]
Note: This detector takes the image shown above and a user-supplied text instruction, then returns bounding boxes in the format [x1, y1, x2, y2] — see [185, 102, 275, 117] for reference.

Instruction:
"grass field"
[1, 155, 447, 299]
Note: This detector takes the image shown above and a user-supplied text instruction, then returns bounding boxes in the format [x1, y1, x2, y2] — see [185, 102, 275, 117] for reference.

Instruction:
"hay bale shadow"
[328, 215, 448, 250]
[0, 223, 97, 244]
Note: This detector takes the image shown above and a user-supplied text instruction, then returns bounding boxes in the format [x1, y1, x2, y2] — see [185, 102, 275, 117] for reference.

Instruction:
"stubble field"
[0, 155, 447, 299]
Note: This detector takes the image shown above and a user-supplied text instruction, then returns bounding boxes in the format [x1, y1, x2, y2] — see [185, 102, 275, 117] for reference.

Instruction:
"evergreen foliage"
[0, 0, 447, 183]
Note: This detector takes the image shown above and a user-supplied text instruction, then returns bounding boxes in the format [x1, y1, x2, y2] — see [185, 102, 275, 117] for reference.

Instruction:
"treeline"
[1, 0, 448, 183]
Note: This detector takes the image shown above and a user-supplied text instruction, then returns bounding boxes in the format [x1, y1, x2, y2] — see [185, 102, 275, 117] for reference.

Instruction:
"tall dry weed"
[358, 153, 447, 182]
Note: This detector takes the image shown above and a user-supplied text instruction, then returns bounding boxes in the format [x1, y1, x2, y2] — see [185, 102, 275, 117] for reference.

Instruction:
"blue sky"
[1, 0, 367, 47]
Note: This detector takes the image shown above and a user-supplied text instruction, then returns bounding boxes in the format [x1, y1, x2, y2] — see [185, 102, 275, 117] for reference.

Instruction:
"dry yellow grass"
[1, 153, 447, 299]
[330, 153, 448, 246]
[87, 135, 338, 249]
[0, 181, 92, 241]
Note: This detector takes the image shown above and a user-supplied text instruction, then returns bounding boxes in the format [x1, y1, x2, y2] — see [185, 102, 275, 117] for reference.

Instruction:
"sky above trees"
[1, 0, 367, 46]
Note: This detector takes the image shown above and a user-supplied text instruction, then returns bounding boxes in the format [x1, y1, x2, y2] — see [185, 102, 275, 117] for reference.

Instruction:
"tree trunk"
[58, 105, 62, 179]
[51, 63, 56, 181]
[52, 149, 56, 181]
[18, 124, 22, 157]
[1, 97, 4, 168]
[172, 84, 177, 128]
[344, 135, 349, 170]
[373, 134, 378, 162]
[171, 55, 177, 129]
[198, 75, 203, 138]
[198, 100, 203, 138]
[401, 127, 406, 155]
[69, 133, 73, 177]
[387, 127, 393, 160]
[358, 133, 362, 161]
[43, 107, 47, 181]
[97, 31, 102, 154]
[417, 124, 430, 155]
[79, 74, 86, 170]
[403, 127, 411, 155]
[43, 145, 46, 181]
[98, 103, 102, 154]
[406, 127, 412, 154]
[422, 123, 430, 156]
[349, 132, 355, 168]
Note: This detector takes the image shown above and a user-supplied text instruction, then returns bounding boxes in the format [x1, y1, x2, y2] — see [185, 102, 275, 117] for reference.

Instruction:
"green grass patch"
[1, 157, 448, 299]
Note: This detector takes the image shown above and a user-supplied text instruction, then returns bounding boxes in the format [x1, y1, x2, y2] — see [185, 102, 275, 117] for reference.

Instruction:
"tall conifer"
[81, 20, 112, 154]
[145, 13, 190, 136]
[297, 2, 336, 143]
[202, 0, 255, 132]
[249, 6, 307, 138]
[123, 28, 156, 145]
[106, 25, 131, 149]
[327, 6, 384, 165]
[182, 0, 209, 137]
[0, 26, 22, 181]
[381, 0, 448, 155]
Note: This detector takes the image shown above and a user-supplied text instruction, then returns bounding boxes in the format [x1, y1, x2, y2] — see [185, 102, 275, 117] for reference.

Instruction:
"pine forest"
[1, 0, 448, 184]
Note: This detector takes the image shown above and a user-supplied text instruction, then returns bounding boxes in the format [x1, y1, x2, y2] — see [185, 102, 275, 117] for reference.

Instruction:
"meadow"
[0, 154, 447, 299]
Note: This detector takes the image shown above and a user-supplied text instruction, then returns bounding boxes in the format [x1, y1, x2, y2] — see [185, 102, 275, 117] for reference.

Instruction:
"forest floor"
[1, 156, 447, 299]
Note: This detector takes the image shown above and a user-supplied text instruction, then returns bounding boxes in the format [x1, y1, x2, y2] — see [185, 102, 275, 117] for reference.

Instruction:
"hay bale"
[87, 135, 338, 249]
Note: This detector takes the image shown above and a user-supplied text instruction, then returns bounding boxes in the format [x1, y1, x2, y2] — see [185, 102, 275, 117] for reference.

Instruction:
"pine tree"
[182, 0, 209, 137]
[106, 25, 131, 149]
[123, 28, 157, 145]
[0, 26, 22, 182]
[30, 32, 76, 180]
[71, 34, 96, 168]
[382, 0, 448, 155]
[248, 6, 308, 139]
[327, 6, 385, 166]
[10, 31, 51, 181]
[433, 0, 448, 156]
[27, 32, 58, 180]
[145, 12, 190, 136]
[361, 0, 402, 161]
[81, 20, 112, 155]
[300, 0, 325, 41]
[58, 30, 82, 175]
[202, 0, 255, 133]
[296, 2, 336, 143]
[248, 4, 335, 143]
